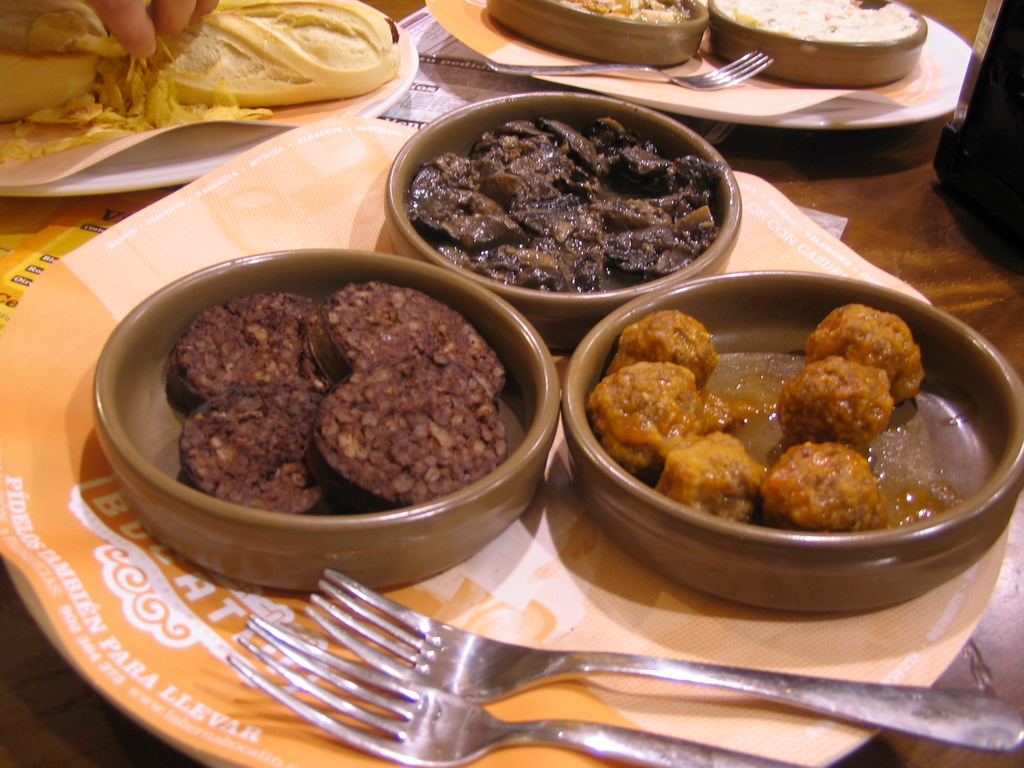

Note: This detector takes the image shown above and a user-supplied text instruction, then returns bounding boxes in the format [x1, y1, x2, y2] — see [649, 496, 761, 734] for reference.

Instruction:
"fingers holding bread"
[86, 0, 221, 58]
[151, 0, 221, 38]
[1, 0, 401, 126]
[85, 0, 163, 57]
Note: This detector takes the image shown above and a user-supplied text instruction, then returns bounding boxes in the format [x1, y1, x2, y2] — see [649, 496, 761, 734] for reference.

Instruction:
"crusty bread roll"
[1, 0, 400, 124]
[160, 0, 401, 107]
[0, 0, 105, 122]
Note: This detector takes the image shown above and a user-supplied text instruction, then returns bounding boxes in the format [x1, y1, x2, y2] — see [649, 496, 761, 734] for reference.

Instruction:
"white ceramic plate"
[545, 18, 971, 129]
[718, 20, 970, 128]
[0, 119, 1006, 768]
[0, 33, 419, 197]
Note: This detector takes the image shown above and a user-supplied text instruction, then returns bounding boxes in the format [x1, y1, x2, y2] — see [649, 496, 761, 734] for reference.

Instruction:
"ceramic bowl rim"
[491, 0, 710, 34]
[94, 248, 562, 534]
[562, 270, 1024, 551]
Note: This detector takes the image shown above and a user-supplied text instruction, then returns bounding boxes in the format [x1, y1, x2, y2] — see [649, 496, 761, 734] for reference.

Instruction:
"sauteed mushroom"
[407, 116, 724, 292]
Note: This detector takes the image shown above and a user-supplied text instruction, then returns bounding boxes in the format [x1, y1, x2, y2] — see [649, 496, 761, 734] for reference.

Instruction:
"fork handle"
[505, 718, 796, 768]
[544, 651, 1024, 751]
[482, 61, 669, 82]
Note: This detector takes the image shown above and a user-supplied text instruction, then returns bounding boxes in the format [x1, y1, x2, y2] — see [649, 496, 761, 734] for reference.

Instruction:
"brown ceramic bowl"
[562, 271, 1024, 612]
[93, 249, 560, 592]
[486, 0, 708, 66]
[708, 0, 928, 87]
[385, 92, 741, 351]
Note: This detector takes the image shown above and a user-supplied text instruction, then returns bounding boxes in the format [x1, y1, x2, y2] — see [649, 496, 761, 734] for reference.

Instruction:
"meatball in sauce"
[762, 442, 888, 532]
[586, 361, 705, 482]
[656, 432, 766, 523]
[777, 355, 894, 447]
[606, 310, 720, 388]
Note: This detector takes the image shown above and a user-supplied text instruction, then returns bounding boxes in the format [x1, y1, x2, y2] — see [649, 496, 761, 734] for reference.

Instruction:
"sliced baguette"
[0, 0, 105, 121]
[161, 0, 402, 107]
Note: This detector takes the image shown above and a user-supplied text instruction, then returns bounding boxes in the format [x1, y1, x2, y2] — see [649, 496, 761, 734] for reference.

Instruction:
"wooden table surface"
[2, 0, 1022, 766]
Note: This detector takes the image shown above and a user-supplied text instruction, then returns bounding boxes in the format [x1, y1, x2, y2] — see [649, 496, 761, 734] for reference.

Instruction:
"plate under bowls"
[487, 0, 708, 67]
[708, 0, 928, 87]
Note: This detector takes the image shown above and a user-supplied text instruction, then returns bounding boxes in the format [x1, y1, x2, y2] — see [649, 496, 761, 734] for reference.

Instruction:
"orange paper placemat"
[0, 116, 1003, 768]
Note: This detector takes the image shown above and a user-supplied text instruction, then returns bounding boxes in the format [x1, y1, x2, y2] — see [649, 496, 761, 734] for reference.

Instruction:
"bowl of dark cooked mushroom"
[93, 249, 560, 591]
[707, 0, 928, 87]
[384, 92, 741, 351]
[561, 271, 1024, 611]
[486, 0, 709, 67]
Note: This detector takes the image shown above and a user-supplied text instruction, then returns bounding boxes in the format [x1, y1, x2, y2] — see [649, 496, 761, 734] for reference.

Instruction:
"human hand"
[87, 0, 220, 57]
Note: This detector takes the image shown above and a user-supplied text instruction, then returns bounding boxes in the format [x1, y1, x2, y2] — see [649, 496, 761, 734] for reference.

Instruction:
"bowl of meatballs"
[93, 249, 561, 591]
[562, 271, 1024, 611]
[385, 91, 741, 350]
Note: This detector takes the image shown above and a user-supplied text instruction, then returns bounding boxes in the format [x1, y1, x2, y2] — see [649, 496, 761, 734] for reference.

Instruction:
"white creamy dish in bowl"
[708, 0, 927, 86]
[714, 0, 923, 42]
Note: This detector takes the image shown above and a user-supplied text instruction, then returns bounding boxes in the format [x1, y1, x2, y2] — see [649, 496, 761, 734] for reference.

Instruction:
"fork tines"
[696, 51, 772, 87]
[304, 572, 426, 678]
[230, 620, 418, 750]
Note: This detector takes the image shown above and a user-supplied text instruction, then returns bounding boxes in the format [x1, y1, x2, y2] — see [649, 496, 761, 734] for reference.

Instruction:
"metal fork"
[482, 50, 773, 90]
[231, 623, 799, 767]
[294, 569, 1024, 752]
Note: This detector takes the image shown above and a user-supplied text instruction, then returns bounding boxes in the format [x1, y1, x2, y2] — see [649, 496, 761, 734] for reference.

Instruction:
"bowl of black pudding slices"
[93, 249, 560, 591]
